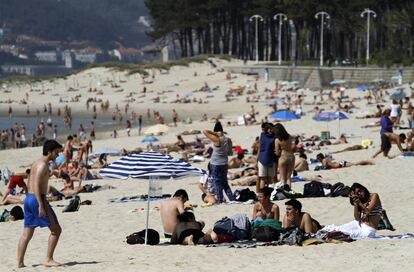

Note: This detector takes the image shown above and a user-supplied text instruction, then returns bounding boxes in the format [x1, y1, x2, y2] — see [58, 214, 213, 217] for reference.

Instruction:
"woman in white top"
[390, 99, 401, 127]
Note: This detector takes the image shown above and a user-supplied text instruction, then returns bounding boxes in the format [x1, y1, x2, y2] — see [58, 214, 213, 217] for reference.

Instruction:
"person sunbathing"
[332, 144, 368, 154]
[317, 135, 348, 147]
[47, 185, 84, 200]
[170, 211, 217, 245]
[283, 199, 321, 233]
[356, 105, 383, 119]
[316, 153, 374, 169]
[228, 167, 258, 180]
[294, 153, 309, 172]
[91, 153, 108, 169]
[252, 187, 280, 221]
[228, 153, 246, 169]
[71, 162, 102, 182]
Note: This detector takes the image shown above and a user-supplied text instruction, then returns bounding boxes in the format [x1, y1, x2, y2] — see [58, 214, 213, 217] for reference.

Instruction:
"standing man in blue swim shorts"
[17, 140, 63, 268]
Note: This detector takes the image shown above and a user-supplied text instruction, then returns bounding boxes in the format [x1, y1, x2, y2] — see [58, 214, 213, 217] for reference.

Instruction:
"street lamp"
[315, 11, 330, 66]
[249, 15, 264, 63]
[273, 13, 288, 66]
[361, 8, 377, 66]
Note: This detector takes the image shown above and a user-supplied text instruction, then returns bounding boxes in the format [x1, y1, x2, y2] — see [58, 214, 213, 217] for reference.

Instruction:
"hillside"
[0, 0, 151, 47]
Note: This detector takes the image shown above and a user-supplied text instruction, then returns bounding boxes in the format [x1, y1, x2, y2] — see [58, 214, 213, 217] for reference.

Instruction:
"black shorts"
[381, 134, 391, 151]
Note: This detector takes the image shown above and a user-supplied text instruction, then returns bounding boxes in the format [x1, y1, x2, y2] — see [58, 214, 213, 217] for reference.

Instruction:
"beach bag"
[126, 229, 160, 245]
[10, 206, 24, 221]
[62, 196, 80, 213]
[213, 217, 235, 235]
[126, 233, 145, 245]
[230, 213, 251, 240]
[303, 181, 325, 197]
[0, 209, 10, 222]
[330, 182, 351, 197]
[280, 227, 305, 246]
[252, 226, 279, 242]
[378, 210, 395, 231]
[233, 188, 257, 202]
[324, 231, 354, 243]
[1, 167, 13, 185]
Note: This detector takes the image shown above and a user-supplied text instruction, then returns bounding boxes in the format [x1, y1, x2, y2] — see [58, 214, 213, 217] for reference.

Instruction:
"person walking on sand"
[137, 115, 143, 136]
[17, 140, 63, 268]
[172, 109, 178, 127]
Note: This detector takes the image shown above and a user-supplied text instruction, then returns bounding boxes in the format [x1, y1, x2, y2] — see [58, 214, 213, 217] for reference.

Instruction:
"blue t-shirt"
[258, 132, 276, 166]
[380, 115, 393, 135]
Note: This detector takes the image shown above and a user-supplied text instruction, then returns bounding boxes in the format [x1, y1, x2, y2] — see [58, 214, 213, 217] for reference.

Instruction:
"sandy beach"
[1, 59, 414, 272]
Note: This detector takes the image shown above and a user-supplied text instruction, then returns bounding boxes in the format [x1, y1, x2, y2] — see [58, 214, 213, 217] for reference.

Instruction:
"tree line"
[0, 0, 149, 48]
[145, 0, 414, 66]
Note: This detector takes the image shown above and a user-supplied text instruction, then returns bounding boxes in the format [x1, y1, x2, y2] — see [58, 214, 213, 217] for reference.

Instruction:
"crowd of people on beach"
[2, 67, 414, 268]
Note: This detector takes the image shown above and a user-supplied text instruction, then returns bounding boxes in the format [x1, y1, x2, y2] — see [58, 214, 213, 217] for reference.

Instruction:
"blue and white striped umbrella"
[99, 151, 205, 245]
[99, 152, 205, 180]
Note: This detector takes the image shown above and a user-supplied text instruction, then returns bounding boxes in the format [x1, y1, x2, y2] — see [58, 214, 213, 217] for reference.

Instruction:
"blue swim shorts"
[24, 193, 59, 228]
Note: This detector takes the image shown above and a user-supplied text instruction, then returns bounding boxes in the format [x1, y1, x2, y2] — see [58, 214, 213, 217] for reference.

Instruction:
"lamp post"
[249, 15, 264, 63]
[361, 8, 377, 66]
[273, 13, 288, 66]
[315, 11, 330, 66]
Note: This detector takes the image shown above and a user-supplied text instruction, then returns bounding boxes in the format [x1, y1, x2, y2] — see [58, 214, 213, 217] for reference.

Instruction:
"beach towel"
[322, 221, 376, 239]
[110, 194, 171, 203]
[372, 233, 414, 240]
[0, 167, 13, 186]
[206, 241, 257, 248]
[361, 139, 373, 149]
[292, 176, 306, 182]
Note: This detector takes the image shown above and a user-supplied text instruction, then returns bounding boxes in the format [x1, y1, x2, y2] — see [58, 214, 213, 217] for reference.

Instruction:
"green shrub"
[402, 57, 413, 67]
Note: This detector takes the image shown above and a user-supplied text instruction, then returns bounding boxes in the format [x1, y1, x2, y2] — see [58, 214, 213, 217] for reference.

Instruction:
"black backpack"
[233, 188, 257, 202]
[213, 217, 235, 235]
[252, 226, 280, 242]
[126, 229, 160, 245]
[303, 181, 325, 197]
[10, 206, 24, 221]
[330, 182, 351, 197]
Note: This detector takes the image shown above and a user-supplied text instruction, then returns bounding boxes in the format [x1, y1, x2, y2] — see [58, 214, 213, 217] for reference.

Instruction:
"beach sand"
[0, 59, 413, 271]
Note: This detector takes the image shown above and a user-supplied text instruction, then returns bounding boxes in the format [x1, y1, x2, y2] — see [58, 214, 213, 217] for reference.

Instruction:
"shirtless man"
[160, 189, 189, 238]
[228, 153, 245, 169]
[316, 153, 374, 169]
[372, 132, 407, 159]
[76, 140, 93, 166]
[17, 140, 63, 268]
[283, 199, 321, 233]
[61, 135, 74, 170]
[294, 153, 309, 172]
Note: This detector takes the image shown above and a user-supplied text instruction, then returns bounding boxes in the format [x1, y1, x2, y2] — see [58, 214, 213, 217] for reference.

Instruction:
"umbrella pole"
[145, 178, 151, 245]
[338, 119, 340, 137]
